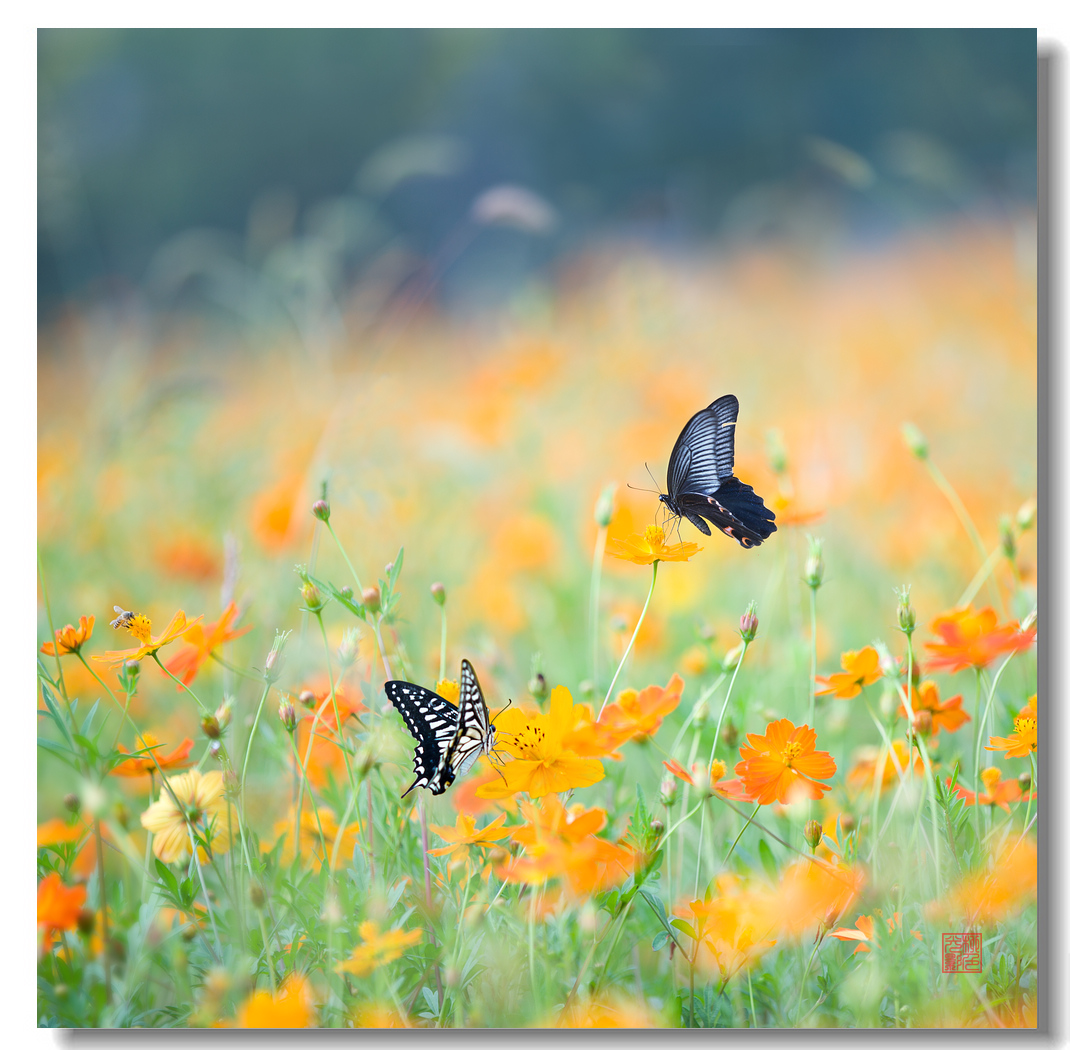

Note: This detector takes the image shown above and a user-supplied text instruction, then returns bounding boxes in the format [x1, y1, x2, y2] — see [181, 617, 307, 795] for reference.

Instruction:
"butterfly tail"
[400, 778, 420, 799]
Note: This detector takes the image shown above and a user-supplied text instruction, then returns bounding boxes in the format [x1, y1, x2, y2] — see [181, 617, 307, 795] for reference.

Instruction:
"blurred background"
[38, 30, 1037, 803]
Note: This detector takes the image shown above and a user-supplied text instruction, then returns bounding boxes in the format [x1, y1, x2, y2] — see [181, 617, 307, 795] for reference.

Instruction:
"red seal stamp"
[942, 932, 982, 973]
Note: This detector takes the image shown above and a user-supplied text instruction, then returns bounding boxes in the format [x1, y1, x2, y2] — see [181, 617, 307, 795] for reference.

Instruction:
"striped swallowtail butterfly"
[660, 394, 777, 548]
[384, 659, 498, 796]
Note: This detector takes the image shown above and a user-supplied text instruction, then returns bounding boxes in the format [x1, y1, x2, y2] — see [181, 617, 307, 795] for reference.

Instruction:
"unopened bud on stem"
[739, 601, 759, 643]
[901, 422, 929, 460]
[804, 536, 825, 590]
[362, 586, 381, 615]
[311, 499, 330, 522]
[430, 581, 446, 606]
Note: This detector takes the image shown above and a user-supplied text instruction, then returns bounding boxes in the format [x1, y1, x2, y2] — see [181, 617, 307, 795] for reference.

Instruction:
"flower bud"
[430, 581, 447, 606]
[339, 585, 354, 600]
[720, 721, 738, 750]
[1016, 498, 1036, 531]
[766, 428, 788, 475]
[1000, 515, 1016, 560]
[222, 770, 239, 797]
[839, 813, 856, 833]
[207, 739, 222, 760]
[911, 709, 933, 738]
[362, 586, 381, 614]
[278, 700, 297, 733]
[298, 689, 316, 709]
[804, 819, 823, 850]
[384, 561, 394, 576]
[263, 630, 290, 684]
[113, 802, 130, 830]
[201, 714, 221, 740]
[312, 499, 330, 522]
[528, 672, 548, 701]
[444, 964, 461, 989]
[301, 581, 324, 612]
[594, 482, 617, 528]
[649, 819, 664, 839]
[77, 908, 96, 937]
[896, 586, 916, 635]
[709, 759, 726, 786]
[722, 642, 745, 672]
[118, 660, 140, 694]
[63, 793, 80, 814]
[901, 422, 929, 460]
[249, 882, 267, 909]
[739, 602, 759, 643]
[803, 536, 824, 590]
[1018, 771, 1032, 792]
[215, 700, 232, 733]
[691, 699, 709, 729]
[659, 773, 679, 807]
[337, 628, 360, 669]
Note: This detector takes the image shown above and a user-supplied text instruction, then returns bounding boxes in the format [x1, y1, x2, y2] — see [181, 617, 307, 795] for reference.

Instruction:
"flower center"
[1013, 715, 1037, 740]
[127, 614, 153, 645]
[644, 525, 665, 549]
[980, 767, 1001, 794]
[780, 741, 804, 766]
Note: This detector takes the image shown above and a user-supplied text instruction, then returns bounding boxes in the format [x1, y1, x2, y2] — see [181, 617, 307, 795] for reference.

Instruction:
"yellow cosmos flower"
[97, 609, 204, 666]
[985, 694, 1038, 758]
[476, 686, 605, 799]
[435, 678, 460, 704]
[428, 812, 512, 873]
[235, 973, 315, 1028]
[605, 524, 702, 565]
[336, 921, 422, 977]
[140, 769, 231, 863]
[814, 647, 882, 700]
[263, 804, 362, 871]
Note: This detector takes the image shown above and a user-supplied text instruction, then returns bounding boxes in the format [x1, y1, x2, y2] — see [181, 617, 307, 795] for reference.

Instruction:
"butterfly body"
[661, 394, 777, 548]
[384, 659, 497, 797]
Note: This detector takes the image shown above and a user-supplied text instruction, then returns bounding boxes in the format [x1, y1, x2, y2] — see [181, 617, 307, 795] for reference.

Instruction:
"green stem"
[151, 652, 209, 715]
[792, 936, 823, 1026]
[589, 522, 609, 685]
[710, 639, 750, 765]
[208, 650, 263, 682]
[807, 585, 818, 728]
[599, 560, 658, 719]
[724, 803, 762, 866]
[240, 681, 273, 815]
[314, 611, 357, 790]
[93, 817, 113, 1003]
[187, 828, 223, 960]
[438, 605, 448, 683]
[325, 521, 364, 594]
[36, 548, 69, 705]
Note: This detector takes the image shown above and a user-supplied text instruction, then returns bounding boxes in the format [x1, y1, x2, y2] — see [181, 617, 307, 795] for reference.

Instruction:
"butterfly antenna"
[626, 482, 660, 494]
[644, 462, 664, 495]
[490, 697, 513, 722]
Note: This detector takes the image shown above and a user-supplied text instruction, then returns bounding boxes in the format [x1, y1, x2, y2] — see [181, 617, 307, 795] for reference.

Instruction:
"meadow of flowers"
[37, 213, 1038, 1028]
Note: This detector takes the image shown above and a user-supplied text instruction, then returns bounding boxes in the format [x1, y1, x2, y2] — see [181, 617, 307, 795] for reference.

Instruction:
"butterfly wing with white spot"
[384, 681, 459, 796]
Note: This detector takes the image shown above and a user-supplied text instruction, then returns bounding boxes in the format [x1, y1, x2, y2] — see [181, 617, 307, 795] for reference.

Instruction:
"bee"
[109, 605, 135, 630]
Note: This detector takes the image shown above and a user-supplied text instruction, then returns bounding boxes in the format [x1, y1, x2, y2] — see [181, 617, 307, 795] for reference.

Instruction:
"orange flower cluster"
[336, 922, 422, 977]
[496, 795, 631, 898]
[734, 719, 836, 804]
[815, 647, 883, 700]
[37, 872, 87, 948]
[40, 615, 94, 657]
[924, 606, 1036, 674]
[898, 681, 969, 738]
[476, 686, 605, 799]
[829, 910, 922, 954]
[110, 733, 195, 777]
[951, 767, 1034, 813]
[986, 694, 1037, 758]
[929, 837, 1036, 927]
[165, 601, 252, 687]
[567, 674, 685, 758]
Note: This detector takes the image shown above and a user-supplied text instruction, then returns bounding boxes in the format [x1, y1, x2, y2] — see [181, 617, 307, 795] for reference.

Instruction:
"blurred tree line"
[38, 29, 1036, 318]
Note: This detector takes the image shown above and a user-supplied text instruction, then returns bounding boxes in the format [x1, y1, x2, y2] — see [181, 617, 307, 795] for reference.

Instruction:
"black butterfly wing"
[677, 477, 777, 548]
[384, 681, 459, 796]
[666, 394, 740, 498]
[428, 659, 493, 793]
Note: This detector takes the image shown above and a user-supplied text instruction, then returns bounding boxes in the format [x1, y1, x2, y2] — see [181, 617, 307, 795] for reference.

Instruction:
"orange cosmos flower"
[897, 681, 969, 737]
[37, 872, 87, 946]
[735, 719, 837, 804]
[140, 769, 231, 863]
[846, 740, 924, 794]
[37, 818, 87, 849]
[235, 973, 315, 1028]
[164, 601, 252, 687]
[566, 674, 684, 757]
[924, 606, 1036, 674]
[829, 911, 922, 954]
[815, 646, 882, 700]
[766, 858, 865, 938]
[428, 812, 512, 874]
[556, 995, 661, 1028]
[675, 881, 777, 979]
[498, 794, 631, 898]
[336, 922, 422, 977]
[951, 767, 1034, 813]
[985, 694, 1037, 758]
[605, 524, 702, 564]
[263, 804, 362, 871]
[110, 734, 195, 777]
[476, 686, 605, 799]
[40, 615, 94, 657]
[96, 609, 204, 666]
[929, 836, 1036, 927]
[450, 764, 518, 816]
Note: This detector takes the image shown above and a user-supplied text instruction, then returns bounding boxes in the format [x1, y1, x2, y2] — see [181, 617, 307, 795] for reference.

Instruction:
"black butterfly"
[659, 394, 777, 548]
[384, 659, 498, 797]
